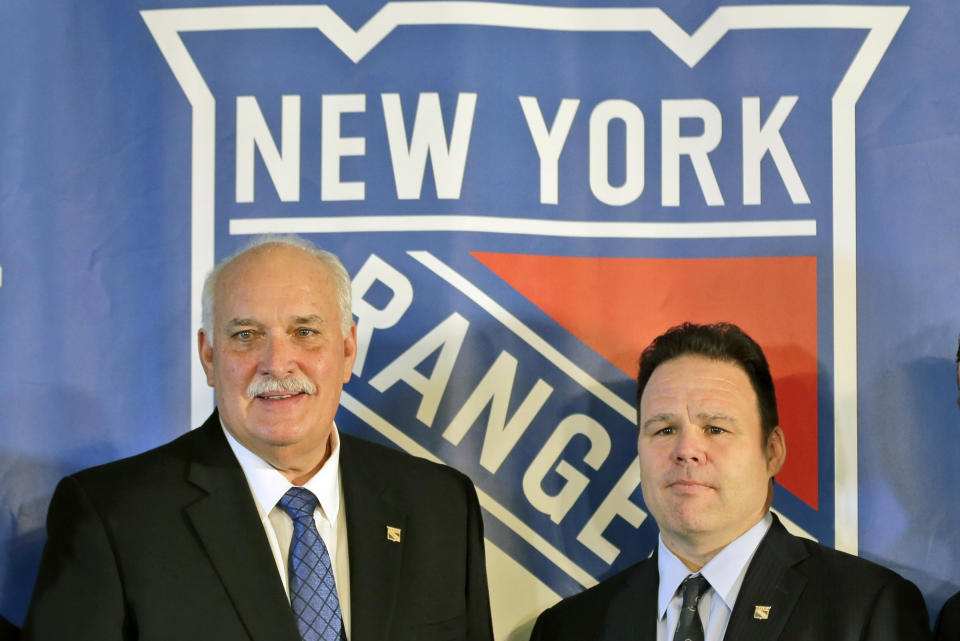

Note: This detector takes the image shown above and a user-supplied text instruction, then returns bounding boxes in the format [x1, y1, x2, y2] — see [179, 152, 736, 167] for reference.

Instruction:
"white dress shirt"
[223, 424, 352, 638]
[657, 512, 772, 641]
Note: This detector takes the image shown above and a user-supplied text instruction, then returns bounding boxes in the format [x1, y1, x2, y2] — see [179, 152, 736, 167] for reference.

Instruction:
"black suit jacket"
[0, 615, 19, 641]
[22, 412, 493, 641]
[531, 515, 931, 641]
[935, 591, 960, 641]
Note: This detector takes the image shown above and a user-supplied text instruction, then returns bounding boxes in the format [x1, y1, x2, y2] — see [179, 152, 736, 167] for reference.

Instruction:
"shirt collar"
[657, 512, 773, 619]
[222, 421, 342, 524]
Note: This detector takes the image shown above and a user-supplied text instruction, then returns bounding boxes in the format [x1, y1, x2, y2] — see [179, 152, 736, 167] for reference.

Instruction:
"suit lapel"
[723, 515, 808, 641]
[184, 414, 301, 641]
[340, 435, 406, 641]
[604, 556, 659, 640]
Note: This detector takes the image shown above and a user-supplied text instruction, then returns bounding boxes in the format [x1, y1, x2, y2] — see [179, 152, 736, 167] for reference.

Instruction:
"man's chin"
[662, 503, 717, 534]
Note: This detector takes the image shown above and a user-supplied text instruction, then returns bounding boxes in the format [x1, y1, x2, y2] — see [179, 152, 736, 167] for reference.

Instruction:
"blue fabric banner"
[2, 1, 958, 636]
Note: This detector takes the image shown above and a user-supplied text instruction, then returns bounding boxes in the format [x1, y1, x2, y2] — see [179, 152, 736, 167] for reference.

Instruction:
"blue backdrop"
[1, 1, 958, 636]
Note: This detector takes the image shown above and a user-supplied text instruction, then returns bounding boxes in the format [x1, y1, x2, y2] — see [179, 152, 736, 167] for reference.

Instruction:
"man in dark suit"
[532, 322, 930, 641]
[937, 592, 960, 641]
[0, 614, 19, 641]
[22, 237, 493, 641]
[933, 336, 960, 641]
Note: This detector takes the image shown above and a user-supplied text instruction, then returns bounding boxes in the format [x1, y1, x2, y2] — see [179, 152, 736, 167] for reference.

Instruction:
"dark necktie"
[277, 487, 346, 641]
[673, 574, 710, 641]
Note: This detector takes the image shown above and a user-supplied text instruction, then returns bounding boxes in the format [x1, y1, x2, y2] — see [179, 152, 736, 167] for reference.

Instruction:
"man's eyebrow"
[693, 412, 738, 424]
[641, 411, 738, 430]
[293, 315, 325, 325]
[641, 413, 676, 430]
[225, 318, 261, 329]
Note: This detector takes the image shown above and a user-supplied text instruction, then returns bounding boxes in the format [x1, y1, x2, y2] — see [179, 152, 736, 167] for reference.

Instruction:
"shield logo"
[143, 3, 906, 631]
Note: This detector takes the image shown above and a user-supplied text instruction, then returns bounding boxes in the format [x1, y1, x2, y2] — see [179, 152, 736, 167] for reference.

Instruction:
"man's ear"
[198, 329, 216, 387]
[341, 323, 358, 384]
[766, 425, 787, 477]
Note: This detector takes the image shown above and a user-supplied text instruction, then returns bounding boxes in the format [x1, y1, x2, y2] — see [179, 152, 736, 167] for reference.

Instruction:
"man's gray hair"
[201, 235, 353, 340]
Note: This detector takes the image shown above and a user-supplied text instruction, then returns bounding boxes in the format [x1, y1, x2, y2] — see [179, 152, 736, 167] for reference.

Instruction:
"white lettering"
[743, 96, 810, 205]
[577, 460, 646, 564]
[235, 95, 300, 203]
[321, 94, 366, 201]
[382, 92, 477, 199]
[368, 313, 469, 427]
[519, 96, 580, 205]
[522, 414, 611, 524]
[661, 98, 724, 207]
[350, 254, 413, 377]
[443, 351, 553, 473]
[589, 99, 645, 206]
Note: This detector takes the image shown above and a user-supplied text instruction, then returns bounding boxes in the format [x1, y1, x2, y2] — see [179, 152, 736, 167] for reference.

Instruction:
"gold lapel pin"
[386, 525, 402, 542]
[753, 605, 772, 620]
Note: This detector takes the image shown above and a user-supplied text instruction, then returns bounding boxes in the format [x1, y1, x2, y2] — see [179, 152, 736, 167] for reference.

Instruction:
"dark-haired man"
[23, 237, 493, 641]
[532, 322, 930, 641]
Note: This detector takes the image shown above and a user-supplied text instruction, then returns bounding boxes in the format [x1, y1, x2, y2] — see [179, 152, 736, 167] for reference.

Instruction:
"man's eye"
[296, 328, 316, 337]
[707, 425, 726, 434]
[653, 427, 675, 436]
[234, 330, 254, 340]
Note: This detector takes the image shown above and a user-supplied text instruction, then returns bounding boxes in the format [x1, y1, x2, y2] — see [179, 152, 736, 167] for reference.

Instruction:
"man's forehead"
[213, 245, 339, 326]
[647, 355, 752, 388]
[216, 245, 335, 301]
[222, 243, 329, 279]
[640, 356, 759, 414]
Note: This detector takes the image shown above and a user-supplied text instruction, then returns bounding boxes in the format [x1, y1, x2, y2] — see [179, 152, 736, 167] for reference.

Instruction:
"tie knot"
[277, 486, 319, 522]
[680, 574, 710, 603]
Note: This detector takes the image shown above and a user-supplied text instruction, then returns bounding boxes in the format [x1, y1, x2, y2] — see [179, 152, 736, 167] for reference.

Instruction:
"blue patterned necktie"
[277, 487, 346, 641]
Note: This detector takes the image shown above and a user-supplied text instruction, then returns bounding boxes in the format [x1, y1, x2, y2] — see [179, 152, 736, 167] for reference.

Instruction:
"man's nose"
[259, 333, 296, 376]
[672, 426, 705, 464]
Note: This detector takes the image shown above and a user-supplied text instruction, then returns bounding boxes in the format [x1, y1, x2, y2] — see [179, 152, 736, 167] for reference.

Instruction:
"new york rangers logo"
[143, 3, 906, 633]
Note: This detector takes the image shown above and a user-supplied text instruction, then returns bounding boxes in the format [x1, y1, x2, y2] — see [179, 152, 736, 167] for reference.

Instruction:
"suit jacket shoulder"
[935, 591, 960, 641]
[530, 557, 658, 641]
[530, 514, 931, 641]
[340, 432, 476, 498]
[23, 413, 298, 641]
[61, 415, 213, 486]
[726, 515, 932, 641]
[337, 432, 494, 641]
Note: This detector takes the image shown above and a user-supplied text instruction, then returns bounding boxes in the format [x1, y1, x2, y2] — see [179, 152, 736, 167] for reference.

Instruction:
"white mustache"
[246, 376, 317, 399]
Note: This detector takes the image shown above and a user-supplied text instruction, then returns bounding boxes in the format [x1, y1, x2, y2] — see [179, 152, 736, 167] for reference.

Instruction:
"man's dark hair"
[636, 322, 779, 440]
